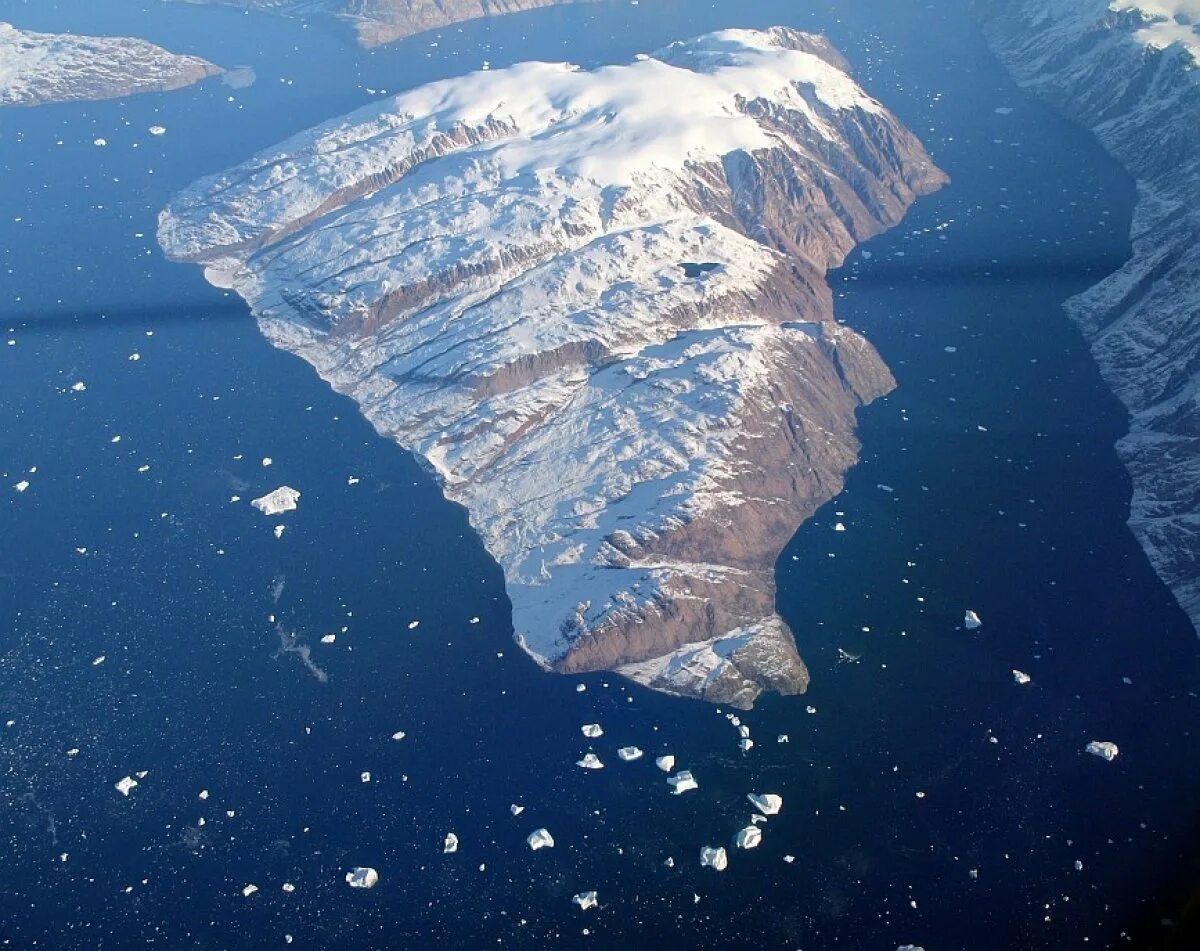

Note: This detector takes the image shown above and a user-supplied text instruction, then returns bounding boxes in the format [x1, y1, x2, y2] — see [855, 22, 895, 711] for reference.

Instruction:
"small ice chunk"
[261, 457, 273, 467]
[964, 610, 982, 630]
[345, 867, 379, 889]
[1012, 669, 1031, 685]
[783, 854, 796, 863]
[777, 734, 789, 744]
[576, 753, 604, 770]
[1085, 740, 1119, 762]
[510, 804, 524, 816]
[148, 125, 166, 136]
[115, 776, 138, 797]
[93, 138, 107, 147]
[572, 891, 598, 911]
[739, 738, 754, 752]
[242, 884, 258, 897]
[14, 480, 29, 493]
[251, 486, 300, 516]
[360, 771, 371, 783]
[282, 882, 295, 893]
[735, 826, 762, 849]
[391, 731, 406, 741]
[667, 770, 697, 794]
[748, 793, 783, 816]
[199, 790, 209, 800]
[320, 634, 336, 644]
[527, 828, 554, 850]
[655, 755, 675, 773]
[700, 846, 728, 871]
[617, 746, 643, 762]
[273, 525, 285, 539]
[347, 476, 360, 485]
[575, 683, 586, 692]
[443, 832, 459, 854]
[92, 655, 105, 666]
[71, 381, 86, 391]
[580, 723, 603, 739]
[834, 522, 846, 532]
[407, 620, 420, 630]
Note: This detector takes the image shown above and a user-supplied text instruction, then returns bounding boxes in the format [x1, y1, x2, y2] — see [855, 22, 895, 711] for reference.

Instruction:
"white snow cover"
[159, 28, 943, 704]
[1110, 2, 1200, 63]
[0, 22, 219, 106]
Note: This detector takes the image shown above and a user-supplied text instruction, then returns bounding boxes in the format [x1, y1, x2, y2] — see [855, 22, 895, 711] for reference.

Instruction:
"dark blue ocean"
[2, 1, 1198, 947]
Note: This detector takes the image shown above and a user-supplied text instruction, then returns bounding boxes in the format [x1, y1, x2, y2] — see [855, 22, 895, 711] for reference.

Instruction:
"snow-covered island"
[0, 22, 221, 107]
[159, 27, 946, 708]
[173, 0, 589, 49]
[978, 0, 1200, 634]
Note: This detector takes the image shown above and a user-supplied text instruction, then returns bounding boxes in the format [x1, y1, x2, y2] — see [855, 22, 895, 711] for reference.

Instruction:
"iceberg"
[964, 610, 983, 630]
[576, 753, 604, 769]
[617, 746, 644, 762]
[735, 826, 763, 849]
[1012, 669, 1031, 685]
[667, 770, 698, 794]
[655, 755, 675, 773]
[345, 867, 379, 889]
[527, 828, 555, 851]
[581, 723, 603, 739]
[748, 793, 783, 816]
[700, 846, 728, 871]
[1085, 741, 1119, 762]
[251, 486, 300, 516]
[115, 776, 138, 797]
[572, 891, 599, 911]
[443, 832, 459, 854]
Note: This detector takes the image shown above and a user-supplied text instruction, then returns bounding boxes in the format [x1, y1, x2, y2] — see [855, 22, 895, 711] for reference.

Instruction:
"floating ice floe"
[261, 457, 273, 467]
[581, 723, 603, 739]
[655, 755, 675, 773]
[251, 486, 300, 516]
[527, 828, 554, 851]
[92, 655, 105, 666]
[148, 125, 166, 136]
[572, 891, 598, 911]
[71, 381, 86, 391]
[360, 771, 371, 783]
[667, 770, 697, 794]
[735, 826, 762, 849]
[320, 634, 336, 644]
[834, 522, 846, 532]
[93, 138, 107, 147]
[242, 884, 258, 897]
[14, 480, 29, 493]
[783, 854, 796, 863]
[575, 683, 586, 692]
[391, 731, 406, 741]
[777, 734, 789, 743]
[748, 793, 783, 816]
[407, 620, 420, 630]
[700, 846, 728, 871]
[510, 804, 525, 816]
[617, 746, 643, 762]
[1085, 740, 1119, 762]
[199, 789, 209, 800]
[443, 832, 459, 854]
[964, 610, 982, 630]
[739, 738, 754, 752]
[345, 866, 379, 889]
[115, 776, 138, 797]
[282, 882, 295, 893]
[1012, 669, 1031, 685]
[273, 525, 285, 539]
[577, 753, 604, 770]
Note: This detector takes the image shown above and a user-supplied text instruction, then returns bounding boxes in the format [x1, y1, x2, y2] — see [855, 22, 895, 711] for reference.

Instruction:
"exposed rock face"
[0, 21, 221, 107]
[976, 0, 1200, 633]
[159, 28, 945, 707]
[172, 0, 590, 48]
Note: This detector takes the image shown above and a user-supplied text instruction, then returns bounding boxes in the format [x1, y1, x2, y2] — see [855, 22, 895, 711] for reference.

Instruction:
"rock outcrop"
[0, 21, 221, 106]
[173, 0, 590, 48]
[976, 0, 1200, 633]
[159, 27, 946, 707]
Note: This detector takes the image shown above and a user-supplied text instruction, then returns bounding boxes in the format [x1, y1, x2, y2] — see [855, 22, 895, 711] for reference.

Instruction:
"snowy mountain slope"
[977, 0, 1200, 633]
[0, 21, 221, 106]
[159, 27, 946, 707]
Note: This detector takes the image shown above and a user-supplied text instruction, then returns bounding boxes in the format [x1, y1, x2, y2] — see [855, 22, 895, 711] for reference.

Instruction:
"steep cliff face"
[976, 0, 1200, 633]
[0, 22, 221, 106]
[159, 27, 945, 707]
[173, 0, 590, 48]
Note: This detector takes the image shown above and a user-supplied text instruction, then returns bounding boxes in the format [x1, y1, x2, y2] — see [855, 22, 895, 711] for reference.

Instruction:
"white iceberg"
[251, 486, 300, 516]
[1012, 669, 1031, 685]
[510, 804, 525, 816]
[655, 755, 675, 773]
[748, 792, 783, 816]
[1085, 740, 1119, 762]
[572, 891, 598, 911]
[242, 884, 258, 897]
[443, 832, 459, 854]
[115, 776, 138, 797]
[617, 746, 643, 762]
[667, 770, 697, 794]
[964, 610, 982, 630]
[576, 753, 604, 769]
[580, 723, 603, 738]
[148, 125, 166, 136]
[734, 826, 762, 849]
[273, 525, 285, 539]
[700, 846, 728, 871]
[527, 828, 555, 851]
[345, 866, 379, 889]
[739, 738, 754, 752]
[14, 480, 29, 493]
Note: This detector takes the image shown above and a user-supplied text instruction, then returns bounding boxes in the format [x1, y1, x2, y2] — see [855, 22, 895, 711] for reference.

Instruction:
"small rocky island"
[0, 21, 221, 106]
[159, 27, 946, 707]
